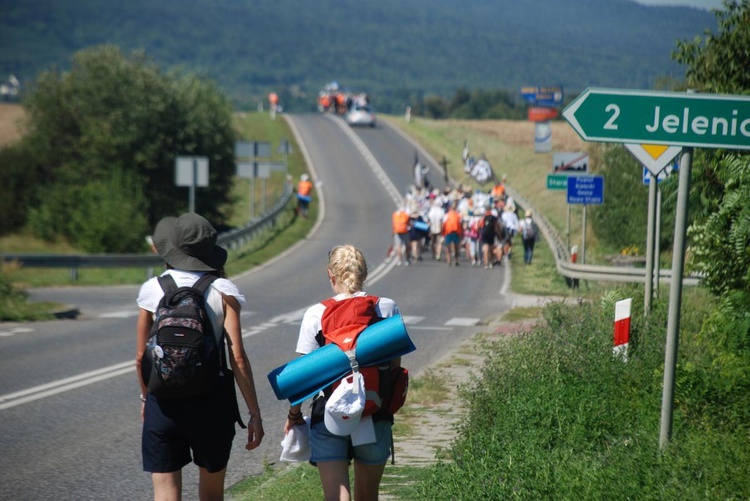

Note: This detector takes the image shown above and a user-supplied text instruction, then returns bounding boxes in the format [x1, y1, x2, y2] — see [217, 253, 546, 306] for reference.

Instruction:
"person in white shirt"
[136, 212, 264, 501]
[427, 197, 446, 260]
[519, 209, 539, 264]
[501, 203, 520, 259]
[285, 245, 402, 501]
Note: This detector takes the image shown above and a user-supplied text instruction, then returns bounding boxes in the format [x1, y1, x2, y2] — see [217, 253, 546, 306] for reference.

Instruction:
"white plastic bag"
[280, 416, 311, 462]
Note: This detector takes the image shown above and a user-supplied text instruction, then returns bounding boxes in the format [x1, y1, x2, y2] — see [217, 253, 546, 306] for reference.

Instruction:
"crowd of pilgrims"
[391, 176, 535, 269]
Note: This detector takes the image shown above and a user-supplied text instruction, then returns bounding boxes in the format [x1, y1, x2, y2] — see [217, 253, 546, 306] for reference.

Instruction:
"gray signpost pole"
[567, 205, 571, 252]
[655, 189, 662, 298]
[644, 173, 657, 314]
[581, 205, 587, 264]
[250, 166, 256, 220]
[189, 157, 197, 213]
[659, 147, 693, 449]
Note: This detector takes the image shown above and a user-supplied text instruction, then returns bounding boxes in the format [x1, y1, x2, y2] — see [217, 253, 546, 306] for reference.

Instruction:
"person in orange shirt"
[491, 174, 507, 203]
[441, 202, 463, 266]
[268, 92, 279, 119]
[392, 206, 412, 266]
[335, 92, 347, 114]
[296, 174, 313, 218]
[319, 93, 331, 112]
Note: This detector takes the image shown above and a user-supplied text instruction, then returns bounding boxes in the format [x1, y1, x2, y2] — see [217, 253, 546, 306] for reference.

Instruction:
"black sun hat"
[153, 213, 227, 272]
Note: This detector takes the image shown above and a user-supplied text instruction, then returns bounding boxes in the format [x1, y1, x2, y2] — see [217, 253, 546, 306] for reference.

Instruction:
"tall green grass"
[418, 287, 750, 499]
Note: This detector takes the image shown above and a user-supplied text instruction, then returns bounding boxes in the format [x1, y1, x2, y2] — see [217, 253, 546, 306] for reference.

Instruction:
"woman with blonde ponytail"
[284, 245, 402, 501]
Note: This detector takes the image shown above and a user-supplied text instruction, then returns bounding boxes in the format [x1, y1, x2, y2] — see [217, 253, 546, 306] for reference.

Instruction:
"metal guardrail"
[506, 186, 701, 286]
[1, 183, 294, 279]
[4, 176, 697, 286]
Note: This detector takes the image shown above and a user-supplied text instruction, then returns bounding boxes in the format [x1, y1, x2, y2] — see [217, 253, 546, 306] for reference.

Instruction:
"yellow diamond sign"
[623, 143, 682, 175]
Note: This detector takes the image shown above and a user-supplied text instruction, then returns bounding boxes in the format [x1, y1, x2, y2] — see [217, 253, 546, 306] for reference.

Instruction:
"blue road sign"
[521, 85, 564, 107]
[567, 175, 604, 205]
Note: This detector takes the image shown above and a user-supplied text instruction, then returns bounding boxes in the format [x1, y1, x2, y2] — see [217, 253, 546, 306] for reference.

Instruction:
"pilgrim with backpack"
[136, 212, 265, 500]
[520, 209, 539, 264]
[284, 245, 409, 501]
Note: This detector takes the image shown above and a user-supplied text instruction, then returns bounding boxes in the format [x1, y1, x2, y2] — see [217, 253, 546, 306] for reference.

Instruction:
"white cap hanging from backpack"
[324, 371, 366, 436]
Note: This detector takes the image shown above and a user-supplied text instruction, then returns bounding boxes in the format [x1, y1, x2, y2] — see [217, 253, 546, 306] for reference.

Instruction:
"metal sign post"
[644, 172, 657, 314]
[235, 141, 273, 220]
[175, 156, 209, 212]
[659, 148, 693, 449]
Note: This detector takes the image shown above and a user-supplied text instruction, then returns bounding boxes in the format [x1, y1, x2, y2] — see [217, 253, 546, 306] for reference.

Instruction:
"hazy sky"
[635, 0, 723, 9]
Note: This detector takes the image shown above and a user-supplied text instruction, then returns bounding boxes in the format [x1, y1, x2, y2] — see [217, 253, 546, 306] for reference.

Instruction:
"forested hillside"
[0, 0, 715, 111]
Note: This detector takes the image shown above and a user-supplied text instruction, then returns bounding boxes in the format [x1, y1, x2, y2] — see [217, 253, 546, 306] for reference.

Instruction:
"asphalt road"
[0, 113, 518, 501]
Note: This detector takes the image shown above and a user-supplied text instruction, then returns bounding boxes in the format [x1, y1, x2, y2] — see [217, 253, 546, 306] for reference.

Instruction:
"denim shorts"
[443, 232, 460, 246]
[309, 419, 392, 466]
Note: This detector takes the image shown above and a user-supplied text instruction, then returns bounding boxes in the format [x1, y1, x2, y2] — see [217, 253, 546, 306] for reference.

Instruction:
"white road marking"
[0, 327, 33, 337]
[98, 310, 139, 319]
[401, 316, 425, 325]
[0, 311, 482, 409]
[269, 307, 309, 324]
[407, 326, 454, 331]
[0, 361, 133, 410]
[242, 328, 265, 338]
[444, 317, 480, 327]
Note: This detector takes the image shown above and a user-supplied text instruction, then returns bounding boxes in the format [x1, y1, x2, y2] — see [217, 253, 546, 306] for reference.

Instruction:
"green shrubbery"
[420, 287, 750, 499]
[0, 269, 53, 321]
[2, 45, 237, 252]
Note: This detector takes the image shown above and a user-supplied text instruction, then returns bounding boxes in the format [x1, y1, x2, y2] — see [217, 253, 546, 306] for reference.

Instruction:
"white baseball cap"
[324, 372, 366, 436]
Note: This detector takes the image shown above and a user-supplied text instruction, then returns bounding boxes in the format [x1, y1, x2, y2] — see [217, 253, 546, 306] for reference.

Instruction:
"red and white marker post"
[613, 298, 632, 361]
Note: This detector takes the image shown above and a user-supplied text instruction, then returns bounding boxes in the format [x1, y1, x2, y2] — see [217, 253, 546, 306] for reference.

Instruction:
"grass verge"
[418, 287, 750, 500]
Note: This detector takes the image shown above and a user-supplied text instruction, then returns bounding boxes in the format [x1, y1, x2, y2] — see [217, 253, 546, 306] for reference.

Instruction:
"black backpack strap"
[192, 273, 218, 293]
[157, 274, 178, 294]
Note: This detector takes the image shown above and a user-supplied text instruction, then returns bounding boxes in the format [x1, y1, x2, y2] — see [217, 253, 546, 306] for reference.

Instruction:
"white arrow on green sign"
[563, 88, 750, 150]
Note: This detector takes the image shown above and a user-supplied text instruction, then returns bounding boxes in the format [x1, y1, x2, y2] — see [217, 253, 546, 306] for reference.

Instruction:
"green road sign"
[547, 174, 569, 190]
[563, 88, 750, 150]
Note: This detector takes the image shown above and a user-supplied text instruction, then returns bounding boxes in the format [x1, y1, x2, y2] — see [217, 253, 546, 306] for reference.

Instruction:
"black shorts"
[480, 233, 496, 246]
[142, 389, 237, 473]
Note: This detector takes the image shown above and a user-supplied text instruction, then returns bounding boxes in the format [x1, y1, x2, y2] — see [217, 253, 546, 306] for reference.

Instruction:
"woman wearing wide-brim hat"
[135, 212, 264, 500]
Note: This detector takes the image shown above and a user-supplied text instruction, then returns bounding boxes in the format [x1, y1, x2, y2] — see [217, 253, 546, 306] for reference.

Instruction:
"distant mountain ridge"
[0, 0, 715, 110]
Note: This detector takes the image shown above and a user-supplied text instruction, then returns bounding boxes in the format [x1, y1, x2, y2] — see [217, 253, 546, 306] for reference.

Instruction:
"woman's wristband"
[288, 410, 302, 420]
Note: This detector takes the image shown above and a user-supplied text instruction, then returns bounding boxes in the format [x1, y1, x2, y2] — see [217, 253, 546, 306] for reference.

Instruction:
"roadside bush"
[27, 168, 149, 253]
[15, 45, 236, 250]
[0, 266, 53, 321]
[420, 287, 750, 499]
[0, 144, 35, 234]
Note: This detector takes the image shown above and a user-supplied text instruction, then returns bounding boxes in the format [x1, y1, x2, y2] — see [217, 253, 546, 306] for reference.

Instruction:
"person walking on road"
[285, 245, 404, 501]
[427, 195, 445, 260]
[136, 212, 264, 501]
[442, 202, 463, 266]
[520, 209, 539, 265]
[479, 206, 503, 269]
[296, 174, 314, 218]
[391, 205, 412, 266]
[501, 202, 519, 260]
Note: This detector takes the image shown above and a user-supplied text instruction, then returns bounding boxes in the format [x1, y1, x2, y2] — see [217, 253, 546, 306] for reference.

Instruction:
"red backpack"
[317, 296, 408, 417]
